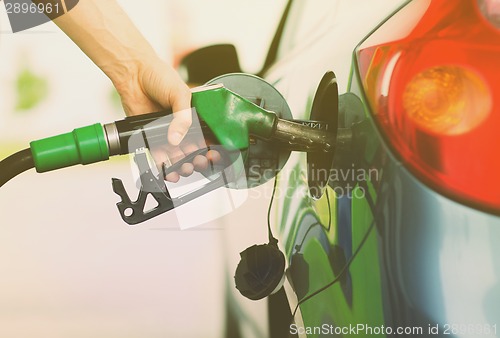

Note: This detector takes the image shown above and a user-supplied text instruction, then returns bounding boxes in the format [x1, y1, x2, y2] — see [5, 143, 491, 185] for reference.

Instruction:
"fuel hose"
[0, 123, 110, 188]
[0, 111, 174, 188]
[0, 84, 285, 188]
[0, 148, 35, 188]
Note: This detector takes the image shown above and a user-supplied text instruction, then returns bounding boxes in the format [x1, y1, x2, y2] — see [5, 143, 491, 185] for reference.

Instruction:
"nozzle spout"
[272, 119, 334, 153]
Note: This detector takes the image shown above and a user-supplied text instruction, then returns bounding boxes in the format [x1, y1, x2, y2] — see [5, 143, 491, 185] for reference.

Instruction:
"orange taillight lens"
[402, 66, 492, 135]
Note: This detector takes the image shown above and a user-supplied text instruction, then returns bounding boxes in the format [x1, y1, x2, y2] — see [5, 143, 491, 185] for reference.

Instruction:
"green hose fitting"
[30, 123, 109, 173]
[192, 85, 277, 150]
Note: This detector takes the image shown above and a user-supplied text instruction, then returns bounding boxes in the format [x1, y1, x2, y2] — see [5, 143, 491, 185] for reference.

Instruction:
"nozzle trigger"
[112, 146, 239, 225]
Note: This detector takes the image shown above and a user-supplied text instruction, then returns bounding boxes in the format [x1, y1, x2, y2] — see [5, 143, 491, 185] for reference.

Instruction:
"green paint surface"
[275, 148, 386, 336]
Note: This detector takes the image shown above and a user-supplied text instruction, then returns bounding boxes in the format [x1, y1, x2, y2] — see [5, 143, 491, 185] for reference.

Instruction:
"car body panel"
[265, 0, 500, 337]
[222, 1, 500, 337]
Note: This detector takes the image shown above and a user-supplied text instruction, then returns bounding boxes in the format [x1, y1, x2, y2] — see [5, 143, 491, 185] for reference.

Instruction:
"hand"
[115, 57, 192, 146]
[52, 0, 215, 180]
[114, 57, 222, 182]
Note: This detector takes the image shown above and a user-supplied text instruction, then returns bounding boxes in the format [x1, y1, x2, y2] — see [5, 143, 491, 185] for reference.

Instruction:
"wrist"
[109, 54, 165, 116]
[103, 49, 155, 87]
[106, 51, 157, 96]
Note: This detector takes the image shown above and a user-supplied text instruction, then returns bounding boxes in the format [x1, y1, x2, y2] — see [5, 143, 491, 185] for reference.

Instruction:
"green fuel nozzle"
[4, 77, 337, 225]
[27, 84, 275, 174]
[28, 84, 231, 173]
[28, 83, 333, 175]
[0, 74, 338, 224]
[29, 83, 333, 174]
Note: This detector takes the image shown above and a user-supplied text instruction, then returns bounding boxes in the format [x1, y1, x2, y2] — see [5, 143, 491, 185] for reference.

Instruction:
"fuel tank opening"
[307, 71, 339, 199]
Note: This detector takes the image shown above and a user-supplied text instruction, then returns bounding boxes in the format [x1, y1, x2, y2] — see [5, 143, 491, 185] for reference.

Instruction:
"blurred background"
[0, 1, 285, 337]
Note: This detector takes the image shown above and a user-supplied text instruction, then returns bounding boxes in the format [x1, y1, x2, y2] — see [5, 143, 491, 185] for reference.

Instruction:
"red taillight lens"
[356, 0, 500, 211]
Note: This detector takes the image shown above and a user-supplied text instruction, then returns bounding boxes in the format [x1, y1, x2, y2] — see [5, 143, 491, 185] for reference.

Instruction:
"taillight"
[402, 65, 491, 135]
[356, 0, 500, 212]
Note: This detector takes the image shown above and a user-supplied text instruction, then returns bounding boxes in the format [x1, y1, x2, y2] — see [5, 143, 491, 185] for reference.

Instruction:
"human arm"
[52, 0, 192, 146]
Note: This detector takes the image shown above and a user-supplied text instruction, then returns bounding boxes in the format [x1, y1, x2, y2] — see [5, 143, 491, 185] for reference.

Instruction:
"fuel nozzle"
[28, 83, 335, 175]
[104, 110, 180, 157]
[191, 83, 335, 154]
[24, 77, 338, 225]
[271, 118, 334, 153]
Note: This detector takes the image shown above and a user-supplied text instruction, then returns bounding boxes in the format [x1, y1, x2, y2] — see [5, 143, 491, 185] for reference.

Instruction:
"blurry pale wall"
[0, 1, 285, 337]
[0, 0, 285, 142]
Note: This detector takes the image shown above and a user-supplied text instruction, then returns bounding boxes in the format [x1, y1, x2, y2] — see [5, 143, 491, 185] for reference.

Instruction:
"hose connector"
[30, 123, 110, 173]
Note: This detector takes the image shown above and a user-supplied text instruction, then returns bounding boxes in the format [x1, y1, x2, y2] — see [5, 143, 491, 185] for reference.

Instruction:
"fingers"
[164, 160, 194, 182]
[206, 150, 221, 162]
[165, 171, 180, 183]
[180, 143, 224, 172]
[161, 143, 197, 182]
[193, 155, 209, 171]
[162, 145, 223, 183]
[180, 143, 207, 171]
[179, 162, 194, 176]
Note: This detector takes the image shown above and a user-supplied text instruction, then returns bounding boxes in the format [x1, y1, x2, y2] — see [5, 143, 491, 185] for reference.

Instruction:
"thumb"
[143, 64, 192, 146]
[168, 107, 193, 146]
[167, 82, 192, 145]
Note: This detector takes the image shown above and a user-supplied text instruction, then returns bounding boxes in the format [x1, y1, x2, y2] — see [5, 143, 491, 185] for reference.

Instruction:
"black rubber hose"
[0, 148, 35, 188]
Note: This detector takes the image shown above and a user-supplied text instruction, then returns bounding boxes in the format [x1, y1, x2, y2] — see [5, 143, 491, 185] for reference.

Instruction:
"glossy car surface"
[265, 0, 499, 337]
[266, 1, 500, 337]
[190, 0, 500, 337]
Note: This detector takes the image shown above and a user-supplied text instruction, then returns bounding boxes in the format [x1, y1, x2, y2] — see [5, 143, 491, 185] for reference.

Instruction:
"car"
[180, 0, 500, 337]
